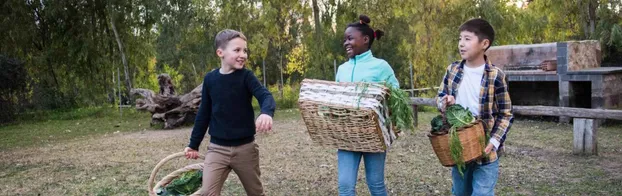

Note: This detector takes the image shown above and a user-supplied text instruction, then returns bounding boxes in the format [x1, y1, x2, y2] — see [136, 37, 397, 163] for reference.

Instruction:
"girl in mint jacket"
[334, 14, 399, 196]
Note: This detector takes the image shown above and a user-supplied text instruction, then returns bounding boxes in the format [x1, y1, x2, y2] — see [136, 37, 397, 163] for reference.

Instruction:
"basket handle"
[148, 152, 205, 196]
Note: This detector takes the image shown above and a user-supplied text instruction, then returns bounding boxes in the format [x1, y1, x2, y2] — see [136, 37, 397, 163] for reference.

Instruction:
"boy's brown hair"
[214, 29, 247, 50]
[459, 18, 495, 50]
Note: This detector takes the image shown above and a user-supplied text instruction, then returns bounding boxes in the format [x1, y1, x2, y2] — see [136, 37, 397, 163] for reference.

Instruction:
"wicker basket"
[298, 79, 396, 152]
[428, 120, 485, 166]
[148, 152, 204, 196]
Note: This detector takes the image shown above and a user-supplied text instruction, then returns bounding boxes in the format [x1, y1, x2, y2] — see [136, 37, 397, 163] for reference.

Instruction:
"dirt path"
[0, 114, 621, 195]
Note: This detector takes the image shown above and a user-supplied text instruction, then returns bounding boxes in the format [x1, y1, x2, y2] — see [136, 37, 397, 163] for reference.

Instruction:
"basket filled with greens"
[428, 104, 487, 173]
[148, 152, 204, 196]
[298, 79, 413, 152]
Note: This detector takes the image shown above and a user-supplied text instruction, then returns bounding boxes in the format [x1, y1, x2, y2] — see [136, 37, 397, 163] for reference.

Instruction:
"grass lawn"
[0, 107, 151, 150]
[0, 108, 621, 195]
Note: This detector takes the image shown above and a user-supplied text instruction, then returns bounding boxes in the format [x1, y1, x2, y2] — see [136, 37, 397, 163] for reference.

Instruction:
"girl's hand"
[184, 147, 199, 159]
[255, 114, 273, 133]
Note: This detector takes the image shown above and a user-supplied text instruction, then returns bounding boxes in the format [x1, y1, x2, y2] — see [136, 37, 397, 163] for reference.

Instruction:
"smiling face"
[217, 37, 248, 70]
[343, 27, 369, 58]
[458, 31, 490, 61]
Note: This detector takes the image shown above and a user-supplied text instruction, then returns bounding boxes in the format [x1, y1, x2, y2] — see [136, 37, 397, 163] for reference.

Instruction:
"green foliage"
[431, 104, 477, 176]
[0, 55, 28, 123]
[252, 84, 300, 111]
[0, 106, 150, 150]
[446, 105, 475, 128]
[385, 84, 414, 131]
[430, 115, 444, 134]
[355, 83, 371, 109]
[162, 64, 184, 91]
[268, 84, 300, 110]
[449, 126, 465, 176]
[162, 170, 202, 196]
[2, 0, 622, 122]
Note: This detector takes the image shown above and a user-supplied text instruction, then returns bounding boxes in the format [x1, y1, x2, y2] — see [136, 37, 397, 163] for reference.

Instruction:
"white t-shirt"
[455, 64, 501, 151]
[456, 64, 485, 116]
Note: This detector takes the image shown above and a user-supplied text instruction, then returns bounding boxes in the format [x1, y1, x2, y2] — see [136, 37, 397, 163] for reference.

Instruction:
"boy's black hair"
[459, 18, 495, 50]
[347, 15, 384, 49]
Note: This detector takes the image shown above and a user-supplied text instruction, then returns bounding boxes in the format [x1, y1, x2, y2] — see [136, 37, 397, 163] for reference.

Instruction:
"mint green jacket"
[335, 50, 400, 88]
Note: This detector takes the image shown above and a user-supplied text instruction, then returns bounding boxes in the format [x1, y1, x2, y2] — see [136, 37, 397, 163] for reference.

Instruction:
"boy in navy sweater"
[184, 29, 276, 196]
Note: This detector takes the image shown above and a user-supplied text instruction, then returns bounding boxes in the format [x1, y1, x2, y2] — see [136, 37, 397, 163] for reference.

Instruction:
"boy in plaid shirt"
[436, 18, 514, 196]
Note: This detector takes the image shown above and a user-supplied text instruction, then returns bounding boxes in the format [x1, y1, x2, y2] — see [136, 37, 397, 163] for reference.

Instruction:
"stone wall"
[567, 40, 602, 71]
[486, 43, 557, 70]
[602, 73, 622, 109]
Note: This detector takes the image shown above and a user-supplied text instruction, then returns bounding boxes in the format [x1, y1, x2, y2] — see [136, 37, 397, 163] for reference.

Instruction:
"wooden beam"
[403, 87, 439, 93]
[410, 97, 436, 107]
[410, 97, 622, 120]
[513, 106, 622, 121]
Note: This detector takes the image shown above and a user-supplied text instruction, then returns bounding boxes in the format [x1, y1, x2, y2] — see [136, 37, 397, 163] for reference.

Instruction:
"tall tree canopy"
[1, 0, 621, 122]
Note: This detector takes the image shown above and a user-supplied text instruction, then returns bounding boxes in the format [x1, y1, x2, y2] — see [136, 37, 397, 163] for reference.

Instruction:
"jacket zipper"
[350, 56, 357, 82]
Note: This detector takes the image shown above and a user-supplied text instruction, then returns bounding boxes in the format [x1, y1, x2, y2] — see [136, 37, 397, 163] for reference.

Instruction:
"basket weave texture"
[298, 79, 396, 152]
[148, 152, 204, 196]
[428, 120, 485, 166]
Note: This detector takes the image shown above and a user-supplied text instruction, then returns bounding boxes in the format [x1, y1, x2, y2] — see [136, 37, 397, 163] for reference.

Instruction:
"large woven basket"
[298, 79, 396, 152]
[428, 121, 485, 166]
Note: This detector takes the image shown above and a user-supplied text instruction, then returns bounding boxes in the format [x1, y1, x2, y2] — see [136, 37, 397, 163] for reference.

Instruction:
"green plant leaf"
[446, 104, 474, 127]
[431, 115, 444, 133]
[164, 170, 202, 195]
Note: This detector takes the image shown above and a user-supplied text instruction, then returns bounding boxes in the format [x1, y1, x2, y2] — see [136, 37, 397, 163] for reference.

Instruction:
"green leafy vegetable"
[445, 104, 474, 127]
[355, 83, 371, 109]
[430, 115, 444, 134]
[429, 104, 480, 177]
[384, 83, 414, 131]
[449, 126, 465, 175]
[163, 169, 202, 196]
[352, 81, 413, 133]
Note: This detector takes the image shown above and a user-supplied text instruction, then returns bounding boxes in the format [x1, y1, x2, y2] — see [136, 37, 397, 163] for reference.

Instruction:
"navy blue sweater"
[188, 68, 275, 149]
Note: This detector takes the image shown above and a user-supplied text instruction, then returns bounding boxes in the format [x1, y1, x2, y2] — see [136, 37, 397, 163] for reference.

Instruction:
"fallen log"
[131, 74, 202, 129]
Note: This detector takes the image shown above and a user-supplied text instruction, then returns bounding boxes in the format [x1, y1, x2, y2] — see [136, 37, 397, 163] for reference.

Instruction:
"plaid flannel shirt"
[436, 56, 514, 164]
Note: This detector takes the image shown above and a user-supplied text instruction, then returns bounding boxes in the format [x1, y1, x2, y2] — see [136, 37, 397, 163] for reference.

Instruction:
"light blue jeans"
[451, 159, 500, 196]
[337, 149, 387, 196]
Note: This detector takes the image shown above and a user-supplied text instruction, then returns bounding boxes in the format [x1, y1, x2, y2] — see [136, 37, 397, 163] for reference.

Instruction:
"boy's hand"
[255, 114, 273, 133]
[441, 95, 456, 112]
[484, 143, 495, 154]
[184, 147, 199, 159]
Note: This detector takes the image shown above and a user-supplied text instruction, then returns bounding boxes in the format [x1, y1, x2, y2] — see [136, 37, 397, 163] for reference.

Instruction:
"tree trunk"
[132, 74, 201, 129]
[588, 0, 597, 38]
[110, 15, 132, 102]
[579, 0, 598, 39]
[279, 48, 284, 98]
[312, 0, 321, 36]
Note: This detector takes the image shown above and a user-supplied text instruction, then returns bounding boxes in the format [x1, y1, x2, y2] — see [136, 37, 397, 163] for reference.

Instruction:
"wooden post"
[117, 67, 122, 118]
[573, 118, 598, 155]
[410, 63, 417, 128]
[412, 105, 418, 128]
[409, 63, 414, 94]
